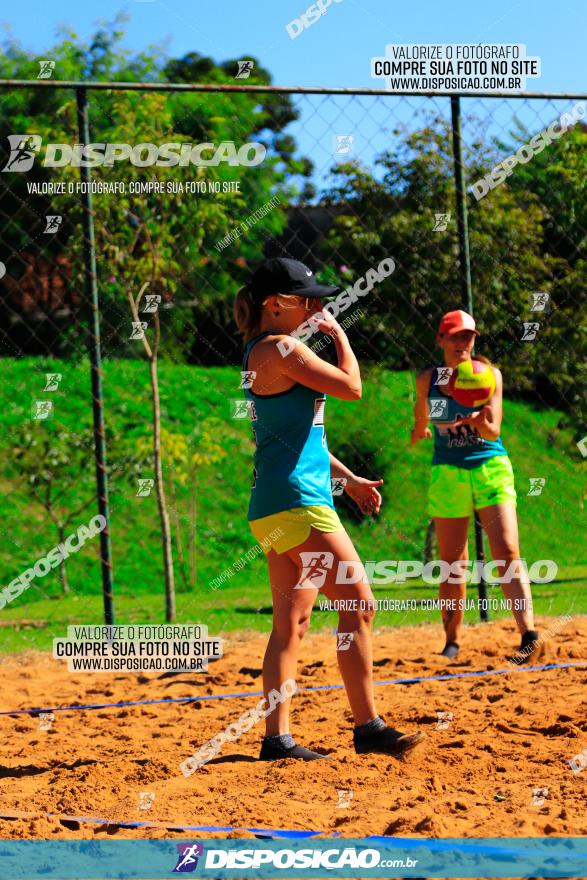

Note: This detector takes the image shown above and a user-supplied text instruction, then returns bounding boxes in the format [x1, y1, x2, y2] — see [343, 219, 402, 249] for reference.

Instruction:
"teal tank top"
[242, 331, 334, 520]
[429, 366, 507, 469]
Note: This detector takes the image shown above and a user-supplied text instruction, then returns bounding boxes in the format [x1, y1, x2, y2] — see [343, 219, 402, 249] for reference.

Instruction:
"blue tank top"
[429, 366, 507, 469]
[242, 331, 334, 520]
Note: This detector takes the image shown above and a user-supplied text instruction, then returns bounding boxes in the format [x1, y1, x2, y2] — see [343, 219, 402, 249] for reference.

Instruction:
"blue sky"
[2, 1, 584, 195]
[2, 0, 585, 93]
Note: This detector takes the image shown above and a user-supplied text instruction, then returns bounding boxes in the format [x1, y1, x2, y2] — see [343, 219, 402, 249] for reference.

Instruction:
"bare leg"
[285, 527, 377, 726]
[434, 516, 470, 647]
[263, 548, 315, 735]
[260, 526, 425, 757]
[476, 503, 535, 635]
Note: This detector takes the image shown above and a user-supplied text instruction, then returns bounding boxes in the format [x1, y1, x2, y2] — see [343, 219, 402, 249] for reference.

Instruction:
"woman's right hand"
[313, 312, 346, 340]
[411, 426, 432, 445]
[277, 309, 361, 401]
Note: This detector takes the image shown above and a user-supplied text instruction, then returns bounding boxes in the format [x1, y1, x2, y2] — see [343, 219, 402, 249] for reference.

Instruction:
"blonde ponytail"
[474, 353, 496, 368]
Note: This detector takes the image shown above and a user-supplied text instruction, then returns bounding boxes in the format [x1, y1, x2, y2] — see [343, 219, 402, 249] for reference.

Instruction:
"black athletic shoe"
[259, 739, 330, 761]
[354, 725, 426, 757]
[507, 636, 545, 666]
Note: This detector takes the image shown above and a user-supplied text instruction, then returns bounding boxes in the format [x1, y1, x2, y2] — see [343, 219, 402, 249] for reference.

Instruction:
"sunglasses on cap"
[262, 294, 317, 311]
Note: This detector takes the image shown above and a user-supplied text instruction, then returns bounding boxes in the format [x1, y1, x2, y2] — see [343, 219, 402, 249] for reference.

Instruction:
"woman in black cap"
[234, 257, 425, 761]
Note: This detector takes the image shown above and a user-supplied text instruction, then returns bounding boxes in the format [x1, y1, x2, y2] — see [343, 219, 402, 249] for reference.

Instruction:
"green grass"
[1, 356, 585, 653]
[0, 570, 585, 655]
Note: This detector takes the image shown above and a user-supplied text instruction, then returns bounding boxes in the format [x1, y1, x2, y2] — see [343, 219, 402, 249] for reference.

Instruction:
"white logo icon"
[240, 371, 256, 390]
[233, 399, 257, 421]
[436, 367, 453, 386]
[331, 477, 347, 496]
[236, 60, 254, 79]
[138, 791, 156, 810]
[336, 788, 354, 808]
[569, 748, 587, 774]
[521, 322, 539, 341]
[1, 135, 42, 173]
[433, 213, 451, 232]
[142, 294, 161, 313]
[44, 215, 62, 233]
[44, 373, 62, 391]
[37, 60, 55, 79]
[38, 712, 55, 731]
[436, 711, 454, 730]
[334, 135, 354, 154]
[530, 292, 550, 312]
[296, 551, 334, 590]
[130, 321, 148, 340]
[531, 786, 548, 806]
[527, 478, 546, 496]
[429, 398, 448, 419]
[336, 632, 354, 651]
[32, 400, 53, 420]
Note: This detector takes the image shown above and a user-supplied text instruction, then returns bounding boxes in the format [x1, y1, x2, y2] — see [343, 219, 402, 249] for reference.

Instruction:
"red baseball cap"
[438, 309, 479, 336]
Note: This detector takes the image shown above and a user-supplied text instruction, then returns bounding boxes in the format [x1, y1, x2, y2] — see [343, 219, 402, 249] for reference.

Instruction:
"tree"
[496, 119, 587, 435]
[319, 112, 585, 435]
[10, 424, 96, 594]
[0, 19, 311, 613]
[0, 20, 312, 361]
[126, 280, 176, 621]
[123, 421, 226, 595]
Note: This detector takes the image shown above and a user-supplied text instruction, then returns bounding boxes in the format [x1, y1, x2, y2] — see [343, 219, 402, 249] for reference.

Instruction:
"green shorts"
[428, 455, 517, 519]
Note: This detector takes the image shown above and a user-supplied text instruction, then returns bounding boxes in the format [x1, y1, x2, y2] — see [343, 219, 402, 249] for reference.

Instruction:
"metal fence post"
[450, 95, 489, 623]
[76, 86, 115, 625]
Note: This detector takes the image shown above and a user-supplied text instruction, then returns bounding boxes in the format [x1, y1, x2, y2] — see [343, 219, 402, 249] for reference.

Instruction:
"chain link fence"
[0, 82, 585, 644]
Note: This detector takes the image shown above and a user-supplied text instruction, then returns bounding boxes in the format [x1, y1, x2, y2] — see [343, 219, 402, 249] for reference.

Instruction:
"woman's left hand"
[345, 476, 383, 516]
[453, 405, 498, 441]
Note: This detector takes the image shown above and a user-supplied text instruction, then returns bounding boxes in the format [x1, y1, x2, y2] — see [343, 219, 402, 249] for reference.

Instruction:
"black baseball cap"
[249, 258, 340, 303]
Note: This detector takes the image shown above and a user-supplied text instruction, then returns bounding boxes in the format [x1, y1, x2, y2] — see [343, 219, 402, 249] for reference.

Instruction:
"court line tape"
[1, 814, 584, 859]
[0, 809, 323, 838]
[0, 661, 584, 717]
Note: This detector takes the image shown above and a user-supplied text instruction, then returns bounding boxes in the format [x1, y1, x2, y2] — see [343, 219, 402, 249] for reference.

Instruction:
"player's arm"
[276, 316, 361, 401]
[411, 369, 433, 445]
[453, 366, 503, 441]
[329, 452, 383, 515]
[329, 452, 356, 484]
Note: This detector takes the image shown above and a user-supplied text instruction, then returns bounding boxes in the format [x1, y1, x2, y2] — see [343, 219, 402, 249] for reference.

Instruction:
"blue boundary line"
[0, 661, 584, 716]
[0, 820, 585, 858]
[0, 812, 323, 839]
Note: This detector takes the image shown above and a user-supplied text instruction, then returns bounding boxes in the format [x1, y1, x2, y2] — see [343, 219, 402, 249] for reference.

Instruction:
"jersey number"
[313, 397, 326, 446]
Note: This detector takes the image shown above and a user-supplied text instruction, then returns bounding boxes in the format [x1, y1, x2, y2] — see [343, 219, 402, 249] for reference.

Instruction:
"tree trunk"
[168, 464, 189, 592]
[149, 354, 176, 621]
[57, 522, 70, 594]
[189, 469, 197, 589]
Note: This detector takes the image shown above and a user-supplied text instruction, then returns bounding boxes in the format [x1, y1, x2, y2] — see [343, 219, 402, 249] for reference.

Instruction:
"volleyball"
[448, 358, 496, 407]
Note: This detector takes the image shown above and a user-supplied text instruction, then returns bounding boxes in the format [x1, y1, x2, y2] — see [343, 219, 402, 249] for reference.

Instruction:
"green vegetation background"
[1, 357, 585, 654]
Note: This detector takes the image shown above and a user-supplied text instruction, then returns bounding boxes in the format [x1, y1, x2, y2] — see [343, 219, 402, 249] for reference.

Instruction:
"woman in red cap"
[411, 309, 542, 663]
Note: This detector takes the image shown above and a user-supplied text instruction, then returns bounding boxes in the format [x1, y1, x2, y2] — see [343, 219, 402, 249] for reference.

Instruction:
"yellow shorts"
[249, 505, 344, 555]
